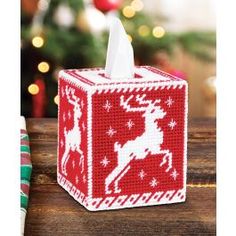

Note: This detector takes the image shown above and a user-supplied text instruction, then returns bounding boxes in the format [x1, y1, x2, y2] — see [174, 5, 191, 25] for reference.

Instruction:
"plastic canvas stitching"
[57, 66, 188, 211]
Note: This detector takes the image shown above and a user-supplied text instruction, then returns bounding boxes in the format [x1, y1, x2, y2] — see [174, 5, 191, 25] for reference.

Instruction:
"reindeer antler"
[120, 95, 147, 112]
[136, 94, 161, 106]
[65, 85, 80, 106]
[136, 94, 152, 106]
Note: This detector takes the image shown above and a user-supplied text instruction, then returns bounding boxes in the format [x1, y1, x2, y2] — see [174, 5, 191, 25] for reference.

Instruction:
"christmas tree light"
[127, 34, 133, 42]
[38, 62, 50, 73]
[54, 95, 59, 105]
[122, 6, 135, 18]
[32, 36, 44, 48]
[138, 25, 150, 37]
[131, 0, 144, 12]
[28, 84, 39, 95]
[152, 26, 165, 38]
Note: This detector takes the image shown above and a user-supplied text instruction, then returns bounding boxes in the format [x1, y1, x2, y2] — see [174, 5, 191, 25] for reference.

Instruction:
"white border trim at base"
[57, 173, 89, 207]
[57, 171, 186, 211]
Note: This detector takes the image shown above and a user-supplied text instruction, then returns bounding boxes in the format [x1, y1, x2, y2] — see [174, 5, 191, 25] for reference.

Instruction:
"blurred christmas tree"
[21, 0, 215, 117]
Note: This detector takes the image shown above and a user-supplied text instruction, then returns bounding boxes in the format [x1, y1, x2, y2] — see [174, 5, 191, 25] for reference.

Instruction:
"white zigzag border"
[58, 173, 89, 208]
[59, 67, 187, 95]
[58, 172, 186, 211]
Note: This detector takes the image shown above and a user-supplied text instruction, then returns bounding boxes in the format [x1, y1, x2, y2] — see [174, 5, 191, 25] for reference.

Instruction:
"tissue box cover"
[57, 66, 188, 211]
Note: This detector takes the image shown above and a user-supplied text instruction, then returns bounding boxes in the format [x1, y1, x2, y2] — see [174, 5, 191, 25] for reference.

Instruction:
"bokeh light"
[131, 0, 144, 12]
[28, 84, 39, 95]
[122, 6, 135, 18]
[152, 26, 165, 38]
[38, 61, 50, 73]
[138, 25, 150, 37]
[32, 36, 44, 48]
[127, 34, 133, 43]
[54, 95, 59, 105]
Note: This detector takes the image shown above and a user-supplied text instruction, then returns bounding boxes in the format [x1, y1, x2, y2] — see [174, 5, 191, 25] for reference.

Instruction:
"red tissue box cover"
[57, 66, 188, 211]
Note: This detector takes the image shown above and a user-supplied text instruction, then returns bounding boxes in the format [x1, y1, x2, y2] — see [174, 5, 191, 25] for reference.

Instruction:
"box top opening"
[61, 66, 184, 84]
[59, 66, 187, 93]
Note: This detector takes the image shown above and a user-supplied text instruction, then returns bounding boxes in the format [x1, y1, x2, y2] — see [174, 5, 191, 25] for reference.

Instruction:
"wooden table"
[24, 118, 216, 236]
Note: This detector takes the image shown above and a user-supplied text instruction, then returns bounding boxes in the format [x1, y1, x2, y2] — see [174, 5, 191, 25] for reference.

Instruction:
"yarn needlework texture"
[57, 66, 187, 211]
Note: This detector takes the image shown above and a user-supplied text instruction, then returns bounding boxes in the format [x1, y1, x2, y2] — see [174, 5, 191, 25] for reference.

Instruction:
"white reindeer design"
[61, 86, 84, 176]
[105, 94, 172, 194]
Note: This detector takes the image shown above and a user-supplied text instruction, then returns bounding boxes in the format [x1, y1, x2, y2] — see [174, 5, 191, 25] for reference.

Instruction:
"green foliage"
[42, 27, 106, 67]
[178, 31, 216, 62]
[120, 12, 216, 63]
[21, 0, 216, 117]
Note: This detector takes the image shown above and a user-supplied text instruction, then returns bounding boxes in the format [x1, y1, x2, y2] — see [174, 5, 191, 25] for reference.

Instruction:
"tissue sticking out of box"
[105, 17, 134, 80]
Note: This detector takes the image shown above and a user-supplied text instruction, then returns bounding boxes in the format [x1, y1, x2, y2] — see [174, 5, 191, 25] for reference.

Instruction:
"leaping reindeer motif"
[105, 94, 172, 194]
[61, 86, 84, 176]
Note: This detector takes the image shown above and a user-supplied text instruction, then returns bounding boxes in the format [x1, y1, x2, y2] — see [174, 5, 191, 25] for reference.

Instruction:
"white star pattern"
[126, 119, 134, 130]
[103, 100, 112, 112]
[82, 122, 86, 131]
[63, 112, 66, 122]
[170, 169, 179, 181]
[81, 100, 84, 109]
[60, 139, 64, 148]
[75, 175, 79, 185]
[68, 111, 71, 120]
[83, 175, 86, 183]
[100, 156, 110, 167]
[138, 169, 146, 180]
[168, 119, 177, 130]
[106, 126, 117, 137]
[149, 178, 158, 188]
[165, 96, 174, 108]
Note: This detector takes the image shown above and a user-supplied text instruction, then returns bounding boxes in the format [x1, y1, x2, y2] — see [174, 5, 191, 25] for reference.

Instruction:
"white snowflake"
[168, 119, 177, 130]
[138, 169, 146, 180]
[83, 175, 86, 183]
[106, 126, 117, 137]
[68, 110, 71, 120]
[165, 96, 174, 108]
[75, 175, 79, 184]
[170, 169, 179, 181]
[81, 100, 84, 109]
[63, 112, 66, 122]
[60, 139, 64, 148]
[82, 122, 86, 131]
[103, 100, 112, 112]
[100, 156, 110, 167]
[126, 119, 134, 130]
[149, 177, 158, 188]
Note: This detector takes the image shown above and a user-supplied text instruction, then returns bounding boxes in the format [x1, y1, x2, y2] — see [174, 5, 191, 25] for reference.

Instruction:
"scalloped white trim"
[59, 67, 187, 96]
[94, 81, 186, 94]
[58, 173, 89, 207]
[58, 171, 185, 211]
[59, 70, 90, 92]
[87, 188, 186, 211]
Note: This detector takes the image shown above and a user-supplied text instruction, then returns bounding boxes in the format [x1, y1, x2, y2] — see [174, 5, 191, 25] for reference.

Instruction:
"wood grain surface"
[24, 118, 216, 236]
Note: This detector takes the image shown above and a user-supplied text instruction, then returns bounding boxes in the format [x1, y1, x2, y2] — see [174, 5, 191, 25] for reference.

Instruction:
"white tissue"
[105, 17, 134, 79]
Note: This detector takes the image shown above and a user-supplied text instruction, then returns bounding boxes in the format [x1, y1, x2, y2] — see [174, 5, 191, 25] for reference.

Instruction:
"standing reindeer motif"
[105, 94, 172, 194]
[61, 86, 84, 176]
